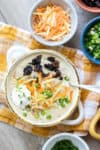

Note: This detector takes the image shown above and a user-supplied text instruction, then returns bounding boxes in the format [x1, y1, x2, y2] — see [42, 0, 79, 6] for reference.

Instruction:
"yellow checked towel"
[0, 22, 100, 137]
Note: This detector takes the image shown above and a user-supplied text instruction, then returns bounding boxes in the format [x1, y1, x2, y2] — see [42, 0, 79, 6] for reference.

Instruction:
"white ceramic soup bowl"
[42, 133, 90, 150]
[28, 0, 78, 46]
[6, 46, 84, 127]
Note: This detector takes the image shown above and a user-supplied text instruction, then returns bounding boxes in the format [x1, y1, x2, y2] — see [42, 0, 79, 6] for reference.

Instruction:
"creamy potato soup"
[6, 50, 79, 126]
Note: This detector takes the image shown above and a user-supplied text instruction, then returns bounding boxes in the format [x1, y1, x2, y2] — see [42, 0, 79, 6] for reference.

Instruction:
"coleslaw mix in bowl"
[29, 0, 78, 46]
[32, 2, 71, 41]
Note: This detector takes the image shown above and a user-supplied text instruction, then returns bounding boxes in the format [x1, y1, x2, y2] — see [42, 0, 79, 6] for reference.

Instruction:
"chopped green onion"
[34, 112, 40, 119]
[85, 22, 100, 59]
[58, 97, 70, 108]
[25, 105, 31, 111]
[59, 99, 65, 107]
[41, 110, 46, 116]
[34, 83, 39, 88]
[20, 101, 23, 105]
[23, 112, 27, 117]
[42, 89, 53, 99]
[51, 139, 79, 150]
[23, 93, 25, 97]
[27, 97, 30, 101]
[46, 114, 52, 120]
[64, 76, 70, 81]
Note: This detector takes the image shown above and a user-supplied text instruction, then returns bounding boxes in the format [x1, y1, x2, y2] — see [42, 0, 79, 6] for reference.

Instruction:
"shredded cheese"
[32, 3, 71, 41]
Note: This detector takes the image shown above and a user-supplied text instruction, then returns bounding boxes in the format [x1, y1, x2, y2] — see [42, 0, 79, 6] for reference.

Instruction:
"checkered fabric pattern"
[0, 22, 99, 137]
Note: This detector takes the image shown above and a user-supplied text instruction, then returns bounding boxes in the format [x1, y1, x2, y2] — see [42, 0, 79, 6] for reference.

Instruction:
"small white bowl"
[28, 0, 78, 46]
[42, 133, 90, 150]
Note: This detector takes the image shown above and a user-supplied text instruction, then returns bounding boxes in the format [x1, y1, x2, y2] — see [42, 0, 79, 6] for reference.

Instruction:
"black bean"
[44, 64, 55, 71]
[41, 72, 49, 77]
[47, 57, 55, 62]
[23, 66, 33, 75]
[31, 55, 42, 65]
[34, 64, 42, 72]
[59, 76, 63, 80]
[44, 60, 59, 71]
[53, 70, 61, 78]
[53, 60, 59, 68]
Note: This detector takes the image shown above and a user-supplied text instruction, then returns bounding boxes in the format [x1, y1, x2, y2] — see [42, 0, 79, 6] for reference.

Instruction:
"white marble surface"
[0, 0, 100, 149]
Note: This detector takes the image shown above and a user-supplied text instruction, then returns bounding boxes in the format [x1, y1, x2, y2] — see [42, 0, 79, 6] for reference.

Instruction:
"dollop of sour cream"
[12, 85, 31, 109]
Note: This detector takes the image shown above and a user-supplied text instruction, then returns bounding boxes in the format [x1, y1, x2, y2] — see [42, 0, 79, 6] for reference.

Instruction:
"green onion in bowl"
[42, 133, 90, 150]
[81, 16, 100, 65]
[85, 22, 100, 59]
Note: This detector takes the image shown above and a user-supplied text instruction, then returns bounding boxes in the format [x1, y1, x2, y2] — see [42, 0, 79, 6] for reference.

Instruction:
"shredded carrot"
[26, 82, 34, 94]
[65, 87, 73, 100]
[32, 3, 71, 41]
[16, 73, 73, 110]
[37, 72, 42, 84]
[55, 88, 67, 100]
[43, 73, 53, 81]
[17, 79, 25, 84]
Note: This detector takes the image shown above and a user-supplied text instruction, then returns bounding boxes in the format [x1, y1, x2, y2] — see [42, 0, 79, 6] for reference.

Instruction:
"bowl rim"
[42, 133, 90, 150]
[75, 0, 100, 13]
[80, 16, 100, 65]
[5, 49, 80, 127]
[28, 0, 78, 46]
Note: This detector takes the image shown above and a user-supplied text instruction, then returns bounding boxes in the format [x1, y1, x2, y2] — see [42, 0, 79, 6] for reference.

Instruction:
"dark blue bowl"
[80, 16, 100, 65]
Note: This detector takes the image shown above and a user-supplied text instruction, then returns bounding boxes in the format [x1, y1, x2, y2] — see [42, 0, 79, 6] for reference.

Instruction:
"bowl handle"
[7, 45, 30, 70]
[61, 100, 84, 125]
[89, 108, 100, 140]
